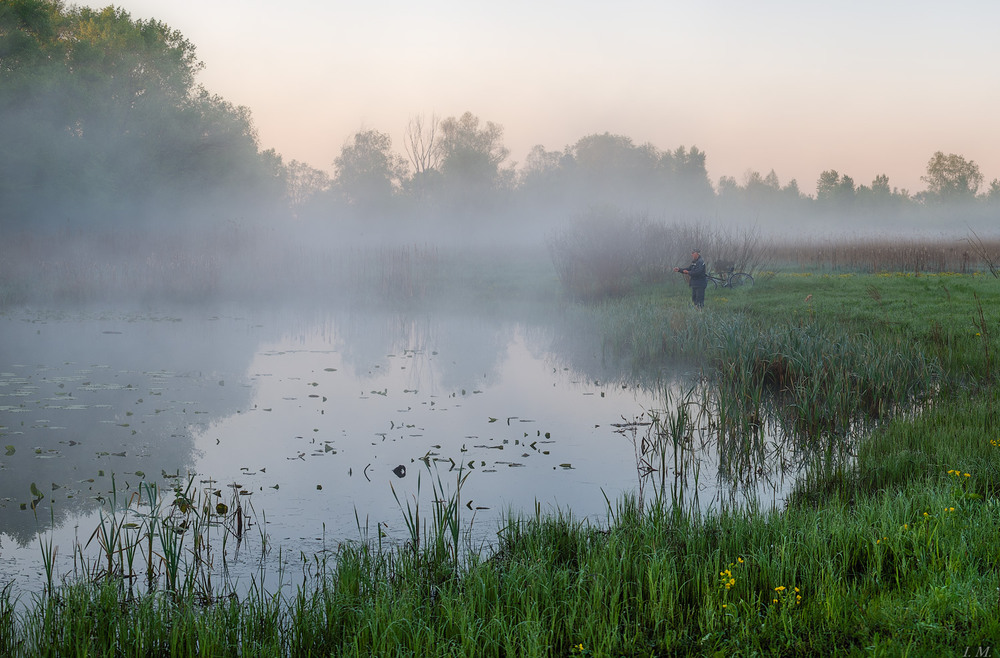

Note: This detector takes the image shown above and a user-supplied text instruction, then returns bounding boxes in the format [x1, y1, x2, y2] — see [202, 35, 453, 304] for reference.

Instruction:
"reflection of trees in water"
[547, 309, 679, 393]
[0, 311, 260, 545]
[0, 302, 685, 547]
[328, 302, 677, 399]
[331, 309, 514, 394]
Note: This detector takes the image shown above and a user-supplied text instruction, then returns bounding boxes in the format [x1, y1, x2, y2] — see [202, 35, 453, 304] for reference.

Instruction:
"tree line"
[3, 0, 998, 237]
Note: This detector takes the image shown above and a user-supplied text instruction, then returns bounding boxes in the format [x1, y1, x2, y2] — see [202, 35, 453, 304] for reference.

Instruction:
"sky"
[81, 0, 1000, 195]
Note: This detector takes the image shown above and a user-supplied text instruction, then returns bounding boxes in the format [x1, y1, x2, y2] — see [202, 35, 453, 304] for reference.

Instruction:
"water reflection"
[0, 303, 806, 599]
[191, 308, 665, 560]
[0, 309, 260, 545]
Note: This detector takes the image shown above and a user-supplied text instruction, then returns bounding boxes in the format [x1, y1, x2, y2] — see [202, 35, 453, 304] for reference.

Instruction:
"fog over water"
[2, 0, 998, 602]
[5, 300, 784, 600]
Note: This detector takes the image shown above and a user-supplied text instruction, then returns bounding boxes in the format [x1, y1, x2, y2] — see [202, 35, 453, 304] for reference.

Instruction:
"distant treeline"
[3, 1, 999, 237]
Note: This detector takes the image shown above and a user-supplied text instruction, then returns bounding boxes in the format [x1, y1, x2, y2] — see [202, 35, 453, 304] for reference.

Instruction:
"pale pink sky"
[86, 0, 1000, 195]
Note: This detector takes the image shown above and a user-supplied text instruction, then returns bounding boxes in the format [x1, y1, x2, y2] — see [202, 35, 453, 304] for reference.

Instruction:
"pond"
[0, 303, 797, 600]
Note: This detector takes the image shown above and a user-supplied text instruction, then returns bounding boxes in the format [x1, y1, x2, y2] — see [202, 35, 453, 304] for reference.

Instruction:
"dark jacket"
[684, 255, 708, 288]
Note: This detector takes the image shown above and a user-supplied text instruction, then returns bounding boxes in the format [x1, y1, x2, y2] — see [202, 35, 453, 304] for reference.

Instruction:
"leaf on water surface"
[488, 417, 497, 423]
[4, 446, 13, 455]
[216, 503, 229, 515]
[30, 482, 42, 498]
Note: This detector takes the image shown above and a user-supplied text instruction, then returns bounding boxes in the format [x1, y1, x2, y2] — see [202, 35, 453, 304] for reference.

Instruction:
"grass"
[2, 240, 999, 655]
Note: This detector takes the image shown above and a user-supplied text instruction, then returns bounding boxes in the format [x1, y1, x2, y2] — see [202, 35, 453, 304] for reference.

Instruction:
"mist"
[4, 3, 999, 309]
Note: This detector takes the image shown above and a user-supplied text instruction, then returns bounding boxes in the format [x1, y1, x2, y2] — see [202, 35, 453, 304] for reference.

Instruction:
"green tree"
[332, 128, 409, 213]
[0, 1, 281, 229]
[437, 111, 512, 197]
[285, 160, 330, 216]
[920, 151, 983, 202]
[816, 170, 855, 209]
[985, 179, 1000, 205]
[0, 0, 60, 74]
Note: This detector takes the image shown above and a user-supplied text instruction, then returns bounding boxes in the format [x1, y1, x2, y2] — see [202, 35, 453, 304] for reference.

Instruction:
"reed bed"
[770, 234, 1000, 274]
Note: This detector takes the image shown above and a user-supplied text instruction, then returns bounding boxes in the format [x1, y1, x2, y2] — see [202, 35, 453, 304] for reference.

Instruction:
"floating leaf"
[4, 446, 13, 456]
[216, 503, 229, 515]
[30, 482, 43, 498]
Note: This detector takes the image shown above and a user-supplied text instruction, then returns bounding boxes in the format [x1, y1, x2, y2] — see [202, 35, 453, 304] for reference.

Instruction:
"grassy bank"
[2, 270, 998, 656]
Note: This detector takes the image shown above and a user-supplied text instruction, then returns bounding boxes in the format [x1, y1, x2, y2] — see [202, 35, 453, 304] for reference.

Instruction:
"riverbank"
[2, 270, 998, 656]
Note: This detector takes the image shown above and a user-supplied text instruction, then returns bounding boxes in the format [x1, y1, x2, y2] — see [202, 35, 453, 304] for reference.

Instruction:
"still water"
[0, 304, 790, 599]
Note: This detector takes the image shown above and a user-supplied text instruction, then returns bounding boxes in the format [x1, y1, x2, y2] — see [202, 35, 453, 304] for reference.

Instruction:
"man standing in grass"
[674, 248, 708, 308]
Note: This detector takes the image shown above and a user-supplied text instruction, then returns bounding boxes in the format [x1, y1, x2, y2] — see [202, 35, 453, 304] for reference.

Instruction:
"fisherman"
[673, 248, 708, 308]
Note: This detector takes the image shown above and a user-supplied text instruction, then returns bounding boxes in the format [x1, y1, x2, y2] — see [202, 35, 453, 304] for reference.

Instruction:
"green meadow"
[2, 253, 999, 657]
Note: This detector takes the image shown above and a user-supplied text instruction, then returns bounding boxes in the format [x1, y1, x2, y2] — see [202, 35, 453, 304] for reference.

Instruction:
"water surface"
[2, 304, 703, 597]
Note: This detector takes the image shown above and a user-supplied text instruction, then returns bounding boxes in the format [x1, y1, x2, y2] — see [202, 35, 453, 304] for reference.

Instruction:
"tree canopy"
[1, 2, 996, 237]
[0, 0, 282, 230]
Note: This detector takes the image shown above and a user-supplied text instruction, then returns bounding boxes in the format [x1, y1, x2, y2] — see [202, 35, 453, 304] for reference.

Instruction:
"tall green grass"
[1, 269, 998, 655]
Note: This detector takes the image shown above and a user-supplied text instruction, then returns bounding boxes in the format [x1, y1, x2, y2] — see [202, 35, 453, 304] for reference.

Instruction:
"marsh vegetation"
[2, 228, 998, 656]
[4, 3, 1000, 654]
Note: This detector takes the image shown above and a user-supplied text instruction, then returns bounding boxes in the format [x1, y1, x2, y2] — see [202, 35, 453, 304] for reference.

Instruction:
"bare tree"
[404, 113, 441, 175]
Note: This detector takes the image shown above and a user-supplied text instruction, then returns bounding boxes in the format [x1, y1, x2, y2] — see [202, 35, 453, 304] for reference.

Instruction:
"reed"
[769, 233, 1000, 274]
